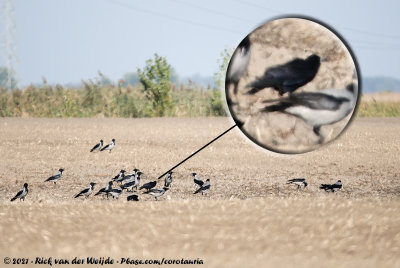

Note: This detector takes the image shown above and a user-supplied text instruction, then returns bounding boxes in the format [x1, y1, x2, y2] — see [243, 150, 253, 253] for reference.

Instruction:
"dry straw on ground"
[0, 117, 399, 267]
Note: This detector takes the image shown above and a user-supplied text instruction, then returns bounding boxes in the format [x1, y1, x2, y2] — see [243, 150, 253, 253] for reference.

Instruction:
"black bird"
[247, 54, 321, 96]
[109, 187, 123, 199]
[44, 168, 64, 184]
[127, 194, 139, 201]
[75, 182, 96, 198]
[287, 178, 308, 188]
[100, 139, 115, 153]
[10, 183, 28, 202]
[139, 180, 157, 191]
[112, 170, 126, 182]
[94, 181, 113, 198]
[121, 171, 142, 192]
[164, 171, 173, 187]
[320, 180, 342, 192]
[143, 187, 169, 201]
[192, 173, 204, 188]
[262, 84, 357, 141]
[90, 139, 103, 152]
[194, 178, 210, 195]
[226, 36, 251, 96]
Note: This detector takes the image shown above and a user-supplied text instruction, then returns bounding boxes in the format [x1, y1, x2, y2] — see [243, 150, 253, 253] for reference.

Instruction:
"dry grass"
[0, 117, 400, 267]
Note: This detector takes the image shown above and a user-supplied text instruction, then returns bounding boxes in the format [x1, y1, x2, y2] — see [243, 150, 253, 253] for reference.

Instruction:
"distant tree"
[122, 72, 140, 86]
[0, 67, 17, 90]
[137, 54, 174, 116]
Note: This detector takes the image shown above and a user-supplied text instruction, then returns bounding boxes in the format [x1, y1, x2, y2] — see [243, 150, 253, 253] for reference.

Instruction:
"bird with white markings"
[164, 171, 173, 188]
[100, 139, 115, 153]
[262, 83, 357, 142]
[10, 183, 29, 202]
[117, 168, 138, 184]
[139, 180, 157, 191]
[112, 170, 126, 182]
[44, 168, 64, 184]
[121, 171, 142, 192]
[94, 181, 113, 199]
[246, 54, 321, 96]
[194, 178, 210, 195]
[90, 139, 103, 152]
[109, 187, 123, 199]
[226, 36, 251, 98]
[143, 187, 169, 201]
[192, 173, 204, 188]
[320, 180, 342, 192]
[75, 182, 96, 199]
[127, 194, 139, 201]
[287, 178, 308, 188]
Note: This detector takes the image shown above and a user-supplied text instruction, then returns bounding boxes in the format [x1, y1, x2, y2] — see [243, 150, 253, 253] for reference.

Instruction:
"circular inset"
[225, 16, 360, 154]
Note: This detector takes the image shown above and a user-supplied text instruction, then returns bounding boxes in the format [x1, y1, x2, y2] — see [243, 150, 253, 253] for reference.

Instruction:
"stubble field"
[0, 117, 399, 267]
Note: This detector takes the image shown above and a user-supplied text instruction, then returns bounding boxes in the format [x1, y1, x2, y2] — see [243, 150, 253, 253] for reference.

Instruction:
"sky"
[2, 0, 400, 86]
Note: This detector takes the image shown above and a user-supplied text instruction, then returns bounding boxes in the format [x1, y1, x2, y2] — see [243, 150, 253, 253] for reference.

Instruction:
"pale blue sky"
[3, 0, 400, 86]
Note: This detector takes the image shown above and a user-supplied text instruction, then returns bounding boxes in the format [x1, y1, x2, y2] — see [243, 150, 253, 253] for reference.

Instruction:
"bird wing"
[263, 92, 350, 112]
[45, 173, 60, 181]
[75, 187, 89, 198]
[287, 178, 305, 183]
[194, 178, 204, 187]
[90, 143, 100, 152]
[100, 144, 110, 151]
[94, 187, 106, 195]
[11, 189, 23, 201]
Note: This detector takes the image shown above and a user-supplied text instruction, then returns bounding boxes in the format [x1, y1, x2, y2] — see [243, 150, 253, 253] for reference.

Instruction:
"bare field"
[0, 117, 400, 267]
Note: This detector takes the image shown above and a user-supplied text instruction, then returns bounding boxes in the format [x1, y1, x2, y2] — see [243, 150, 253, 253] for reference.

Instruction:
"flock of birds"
[226, 35, 358, 142]
[10, 141, 340, 202]
[9, 140, 212, 202]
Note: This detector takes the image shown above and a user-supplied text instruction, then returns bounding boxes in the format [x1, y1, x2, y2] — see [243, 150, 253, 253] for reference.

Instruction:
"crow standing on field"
[10, 183, 29, 202]
[112, 170, 126, 182]
[286, 178, 308, 188]
[101, 139, 115, 153]
[44, 168, 64, 184]
[75, 182, 96, 198]
[262, 83, 357, 142]
[139, 180, 157, 191]
[226, 36, 251, 97]
[95, 181, 113, 198]
[320, 180, 342, 192]
[117, 168, 138, 184]
[143, 187, 169, 201]
[90, 139, 103, 152]
[246, 54, 321, 96]
[121, 171, 143, 192]
[109, 187, 123, 199]
[192, 173, 203, 188]
[194, 178, 210, 195]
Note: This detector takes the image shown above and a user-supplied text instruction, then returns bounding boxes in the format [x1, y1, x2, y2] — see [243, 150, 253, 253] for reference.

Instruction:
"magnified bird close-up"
[226, 17, 359, 154]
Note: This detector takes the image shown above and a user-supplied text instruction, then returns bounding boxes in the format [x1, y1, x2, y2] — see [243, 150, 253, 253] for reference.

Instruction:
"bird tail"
[100, 147, 105, 151]
[10, 196, 17, 202]
[90, 148, 94, 152]
[193, 188, 201, 194]
[320, 184, 328, 189]
[74, 194, 81, 198]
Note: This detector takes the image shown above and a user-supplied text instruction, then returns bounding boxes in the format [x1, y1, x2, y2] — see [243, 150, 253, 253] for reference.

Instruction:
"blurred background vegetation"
[0, 53, 399, 118]
[0, 54, 227, 118]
